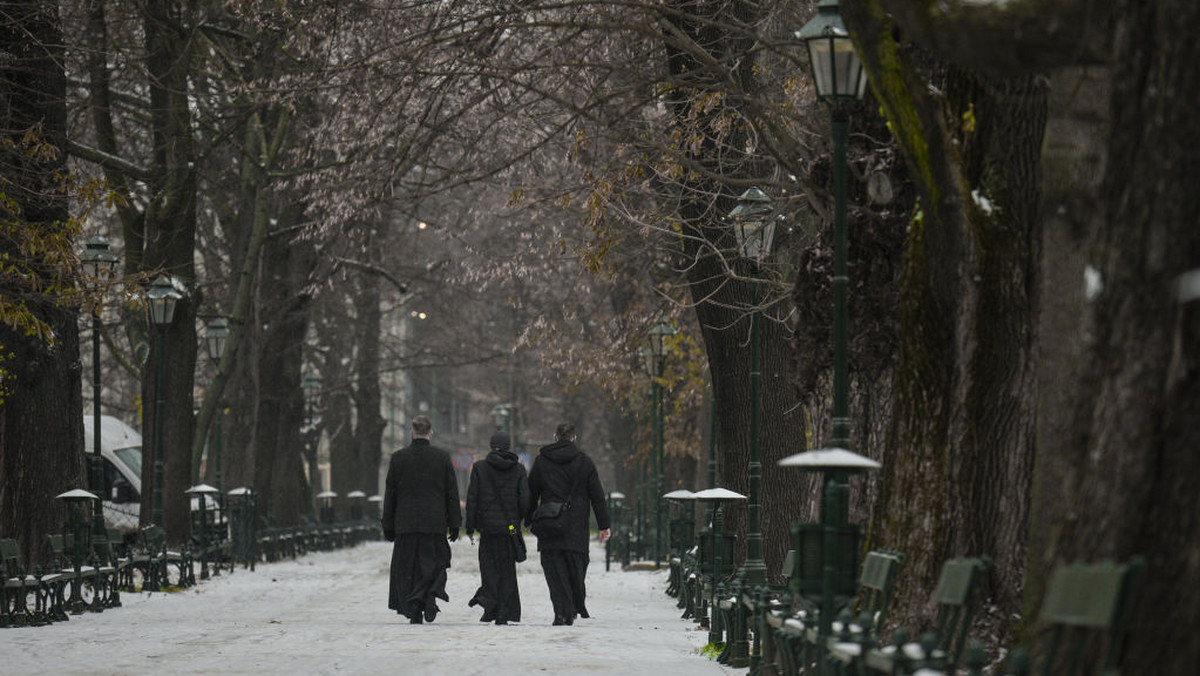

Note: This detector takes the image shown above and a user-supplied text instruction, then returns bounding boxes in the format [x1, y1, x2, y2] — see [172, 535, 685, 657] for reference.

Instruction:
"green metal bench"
[46, 533, 105, 614]
[1003, 558, 1144, 676]
[860, 556, 991, 674]
[1, 538, 52, 627]
[771, 549, 903, 676]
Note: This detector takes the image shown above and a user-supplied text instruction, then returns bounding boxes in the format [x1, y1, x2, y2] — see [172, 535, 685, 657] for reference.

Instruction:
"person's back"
[387, 440, 457, 535]
[465, 432, 530, 624]
[381, 415, 461, 624]
[528, 423, 610, 625]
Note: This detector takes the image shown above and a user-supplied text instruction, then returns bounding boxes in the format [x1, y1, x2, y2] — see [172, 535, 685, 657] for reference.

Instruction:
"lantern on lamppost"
[147, 275, 182, 528]
[81, 236, 119, 539]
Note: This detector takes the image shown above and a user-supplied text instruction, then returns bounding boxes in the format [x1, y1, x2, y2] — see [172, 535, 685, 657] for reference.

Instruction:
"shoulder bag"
[530, 460, 580, 540]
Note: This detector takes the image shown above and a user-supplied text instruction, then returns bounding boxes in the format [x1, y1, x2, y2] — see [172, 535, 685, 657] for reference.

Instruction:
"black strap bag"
[530, 462, 580, 540]
[484, 467, 527, 562]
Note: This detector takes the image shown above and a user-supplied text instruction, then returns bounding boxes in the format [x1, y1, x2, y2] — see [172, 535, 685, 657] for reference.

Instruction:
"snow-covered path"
[6, 538, 735, 675]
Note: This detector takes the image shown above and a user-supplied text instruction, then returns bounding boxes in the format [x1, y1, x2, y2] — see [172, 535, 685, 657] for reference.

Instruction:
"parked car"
[82, 414, 143, 533]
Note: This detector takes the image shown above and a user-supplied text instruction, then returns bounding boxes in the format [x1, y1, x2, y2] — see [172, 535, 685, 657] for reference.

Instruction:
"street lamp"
[645, 322, 676, 568]
[691, 487, 747, 645]
[147, 275, 182, 528]
[728, 188, 779, 587]
[81, 236, 119, 539]
[204, 318, 229, 498]
[794, 5, 869, 673]
[57, 489, 100, 614]
[185, 483, 219, 579]
[778, 447, 880, 668]
[796, 0, 868, 452]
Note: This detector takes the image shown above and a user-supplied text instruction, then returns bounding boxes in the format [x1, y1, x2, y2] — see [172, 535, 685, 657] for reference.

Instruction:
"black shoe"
[409, 615, 423, 624]
[564, 615, 574, 626]
[495, 619, 508, 625]
[578, 610, 590, 619]
[424, 606, 438, 623]
[480, 610, 495, 623]
[553, 616, 565, 626]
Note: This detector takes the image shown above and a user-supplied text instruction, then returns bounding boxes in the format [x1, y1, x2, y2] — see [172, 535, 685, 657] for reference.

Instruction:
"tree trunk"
[251, 214, 315, 527]
[350, 271, 386, 501]
[138, 0, 198, 544]
[1027, 3, 1200, 671]
[845, 3, 1042, 638]
[0, 0, 82, 565]
[658, 0, 810, 579]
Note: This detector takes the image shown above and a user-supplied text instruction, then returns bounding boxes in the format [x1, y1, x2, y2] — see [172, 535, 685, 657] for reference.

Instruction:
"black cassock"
[388, 533, 451, 618]
[468, 533, 522, 622]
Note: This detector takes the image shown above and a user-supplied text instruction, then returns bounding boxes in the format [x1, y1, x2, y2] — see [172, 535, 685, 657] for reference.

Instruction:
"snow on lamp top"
[777, 446, 880, 472]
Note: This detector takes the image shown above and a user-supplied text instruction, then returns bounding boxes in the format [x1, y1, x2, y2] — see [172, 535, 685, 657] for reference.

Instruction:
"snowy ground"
[6, 537, 737, 675]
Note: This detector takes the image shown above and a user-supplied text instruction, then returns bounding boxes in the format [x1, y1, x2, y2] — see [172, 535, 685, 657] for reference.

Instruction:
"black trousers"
[540, 548, 589, 620]
[388, 533, 450, 619]
[469, 532, 522, 622]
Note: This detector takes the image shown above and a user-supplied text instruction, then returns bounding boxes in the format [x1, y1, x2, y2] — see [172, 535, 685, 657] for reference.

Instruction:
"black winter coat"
[527, 440, 610, 553]
[381, 438, 462, 537]
[465, 449, 531, 535]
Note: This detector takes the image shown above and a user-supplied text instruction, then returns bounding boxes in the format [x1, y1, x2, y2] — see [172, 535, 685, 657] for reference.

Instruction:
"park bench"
[768, 549, 904, 676]
[684, 524, 737, 633]
[853, 556, 990, 675]
[1000, 558, 1144, 676]
[1, 537, 53, 627]
[130, 525, 193, 590]
[740, 549, 794, 675]
[189, 501, 230, 579]
[46, 533, 106, 614]
[91, 529, 131, 607]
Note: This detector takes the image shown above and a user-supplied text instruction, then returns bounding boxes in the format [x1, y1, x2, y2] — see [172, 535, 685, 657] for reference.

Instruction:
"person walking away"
[382, 414, 462, 624]
[527, 423, 611, 625]
[464, 431, 531, 625]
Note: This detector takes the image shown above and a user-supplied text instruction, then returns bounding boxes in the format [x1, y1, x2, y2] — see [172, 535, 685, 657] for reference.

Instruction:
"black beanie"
[489, 431, 511, 451]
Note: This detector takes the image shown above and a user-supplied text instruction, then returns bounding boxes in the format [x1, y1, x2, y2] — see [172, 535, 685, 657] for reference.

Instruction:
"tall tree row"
[0, 0, 83, 562]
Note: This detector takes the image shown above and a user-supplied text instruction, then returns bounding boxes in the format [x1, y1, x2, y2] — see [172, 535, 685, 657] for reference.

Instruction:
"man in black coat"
[464, 431, 531, 624]
[381, 414, 461, 624]
[528, 423, 611, 625]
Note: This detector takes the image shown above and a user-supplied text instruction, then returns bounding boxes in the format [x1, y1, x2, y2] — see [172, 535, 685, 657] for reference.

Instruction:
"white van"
[82, 414, 143, 533]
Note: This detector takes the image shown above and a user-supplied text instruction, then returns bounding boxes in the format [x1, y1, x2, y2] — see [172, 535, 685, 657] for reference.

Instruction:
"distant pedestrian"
[528, 423, 611, 625]
[381, 414, 462, 624]
[465, 431, 531, 625]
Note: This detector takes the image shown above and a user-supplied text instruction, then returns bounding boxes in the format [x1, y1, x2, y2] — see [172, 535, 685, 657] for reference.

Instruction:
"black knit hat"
[489, 431, 511, 451]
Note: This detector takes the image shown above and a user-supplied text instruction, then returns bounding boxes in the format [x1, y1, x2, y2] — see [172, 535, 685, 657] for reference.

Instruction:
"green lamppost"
[795, 4, 868, 672]
[57, 489, 99, 614]
[81, 236, 119, 539]
[147, 275, 182, 528]
[728, 187, 778, 587]
[490, 402, 519, 455]
[302, 372, 322, 515]
[646, 322, 676, 568]
[778, 447, 880, 671]
[796, 0, 867, 452]
[186, 483, 219, 579]
[691, 487, 747, 645]
[204, 318, 229, 499]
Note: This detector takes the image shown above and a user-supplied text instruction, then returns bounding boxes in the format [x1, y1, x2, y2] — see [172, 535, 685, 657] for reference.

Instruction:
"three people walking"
[384, 420, 610, 627]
